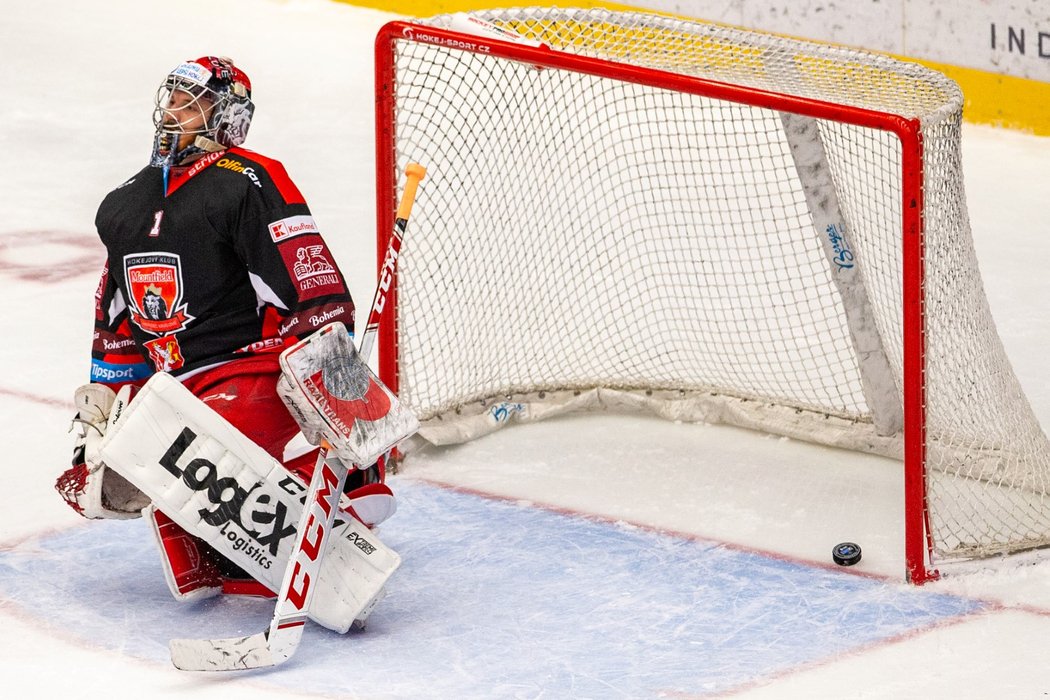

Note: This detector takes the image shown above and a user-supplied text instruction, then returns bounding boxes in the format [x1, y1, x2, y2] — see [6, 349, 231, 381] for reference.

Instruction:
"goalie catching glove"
[56, 383, 149, 519]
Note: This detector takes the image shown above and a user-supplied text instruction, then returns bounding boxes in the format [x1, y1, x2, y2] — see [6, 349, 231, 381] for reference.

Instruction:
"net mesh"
[383, 7, 1050, 563]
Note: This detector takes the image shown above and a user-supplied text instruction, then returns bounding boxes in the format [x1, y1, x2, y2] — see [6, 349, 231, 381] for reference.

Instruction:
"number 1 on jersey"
[149, 210, 164, 238]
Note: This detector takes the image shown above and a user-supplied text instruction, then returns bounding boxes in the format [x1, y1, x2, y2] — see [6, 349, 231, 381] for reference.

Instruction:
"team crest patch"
[277, 235, 346, 301]
[124, 253, 195, 335]
[143, 335, 186, 372]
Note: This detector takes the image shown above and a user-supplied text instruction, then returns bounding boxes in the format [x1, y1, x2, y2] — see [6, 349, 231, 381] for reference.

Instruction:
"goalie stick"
[359, 163, 426, 360]
[169, 162, 427, 671]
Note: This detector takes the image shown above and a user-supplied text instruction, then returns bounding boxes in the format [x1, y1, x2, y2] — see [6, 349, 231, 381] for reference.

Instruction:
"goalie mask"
[150, 56, 254, 170]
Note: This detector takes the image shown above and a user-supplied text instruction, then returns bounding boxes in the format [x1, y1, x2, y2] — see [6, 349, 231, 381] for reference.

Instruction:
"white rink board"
[639, 0, 1050, 80]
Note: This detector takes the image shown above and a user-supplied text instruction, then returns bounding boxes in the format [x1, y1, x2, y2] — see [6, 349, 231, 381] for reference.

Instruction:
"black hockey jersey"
[91, 147, 356, 387]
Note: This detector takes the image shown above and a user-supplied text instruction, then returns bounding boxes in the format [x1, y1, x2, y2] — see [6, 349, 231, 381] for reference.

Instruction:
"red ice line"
[0, 386, 69, 411]
[0, 230, 102, 284]
[0, 232, 94, 409]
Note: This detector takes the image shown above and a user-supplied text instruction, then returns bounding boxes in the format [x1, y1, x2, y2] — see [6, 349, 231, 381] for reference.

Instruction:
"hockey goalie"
[55, 55, 415, 635]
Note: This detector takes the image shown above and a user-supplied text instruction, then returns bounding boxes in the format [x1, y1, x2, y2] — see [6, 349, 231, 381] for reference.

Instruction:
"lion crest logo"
[123, 252, 195, 335]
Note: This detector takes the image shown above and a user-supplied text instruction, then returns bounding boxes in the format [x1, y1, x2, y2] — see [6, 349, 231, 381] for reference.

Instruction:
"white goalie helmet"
[150, 55, 254, 168]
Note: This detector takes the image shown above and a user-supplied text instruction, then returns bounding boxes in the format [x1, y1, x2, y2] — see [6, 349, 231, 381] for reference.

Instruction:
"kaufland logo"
[268, 215, 320, 242]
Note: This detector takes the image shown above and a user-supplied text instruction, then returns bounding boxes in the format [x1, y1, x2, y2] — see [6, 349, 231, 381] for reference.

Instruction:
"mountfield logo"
[269, 215, 320, 243]
[124, 252, 195, 335]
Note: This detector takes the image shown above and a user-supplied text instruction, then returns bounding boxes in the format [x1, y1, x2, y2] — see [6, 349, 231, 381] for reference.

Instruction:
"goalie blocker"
[98, 323, 417, 633]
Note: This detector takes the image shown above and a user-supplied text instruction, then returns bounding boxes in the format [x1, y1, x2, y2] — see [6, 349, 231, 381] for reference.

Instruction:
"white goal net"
[376, 7, 1050, 580]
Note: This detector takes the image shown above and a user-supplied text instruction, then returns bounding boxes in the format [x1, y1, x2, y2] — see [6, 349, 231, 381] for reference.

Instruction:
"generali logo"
[268, 215, 320, 243]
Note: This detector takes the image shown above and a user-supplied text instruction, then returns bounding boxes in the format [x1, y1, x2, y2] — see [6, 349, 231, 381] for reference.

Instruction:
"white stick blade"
[169, 632, 279, 671]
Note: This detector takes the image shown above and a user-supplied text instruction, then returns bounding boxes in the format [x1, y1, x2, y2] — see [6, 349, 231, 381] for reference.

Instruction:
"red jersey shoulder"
[220, 147, 306, 205]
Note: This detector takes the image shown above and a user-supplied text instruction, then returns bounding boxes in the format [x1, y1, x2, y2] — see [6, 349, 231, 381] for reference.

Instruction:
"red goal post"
[374, 8, 1050, 584]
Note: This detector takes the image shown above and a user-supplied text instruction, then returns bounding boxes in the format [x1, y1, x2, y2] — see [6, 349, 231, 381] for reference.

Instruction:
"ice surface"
[2, 0, 1050, 698]
[0, 481, 986, 697]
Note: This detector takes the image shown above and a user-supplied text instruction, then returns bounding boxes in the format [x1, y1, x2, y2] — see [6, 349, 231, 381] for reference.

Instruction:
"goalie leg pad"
[344, 481, 398, 528]
[146, 505, 223, 601]
[98, 372, 400, 633]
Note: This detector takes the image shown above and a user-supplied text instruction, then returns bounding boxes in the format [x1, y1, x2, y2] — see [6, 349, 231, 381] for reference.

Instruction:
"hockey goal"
[374, 8, 1050, 583]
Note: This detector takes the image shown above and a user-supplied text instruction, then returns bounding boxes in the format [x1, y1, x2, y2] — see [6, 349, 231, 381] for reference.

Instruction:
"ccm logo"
[285, 462, 342, 610]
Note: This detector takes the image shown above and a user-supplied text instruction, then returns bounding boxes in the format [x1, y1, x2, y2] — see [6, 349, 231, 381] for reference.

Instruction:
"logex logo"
[159, 426, 302, 567]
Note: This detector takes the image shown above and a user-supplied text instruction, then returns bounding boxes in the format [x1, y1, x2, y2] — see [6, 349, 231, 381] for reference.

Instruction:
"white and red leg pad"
[344, 481, 398, 527]
[145, 505, 223, 601]
[98, 371, 401, 633]
[147, 505, 276, 599]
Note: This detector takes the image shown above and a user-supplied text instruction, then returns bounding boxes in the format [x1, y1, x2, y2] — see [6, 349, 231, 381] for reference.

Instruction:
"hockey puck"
[832, 542, 862, 566]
